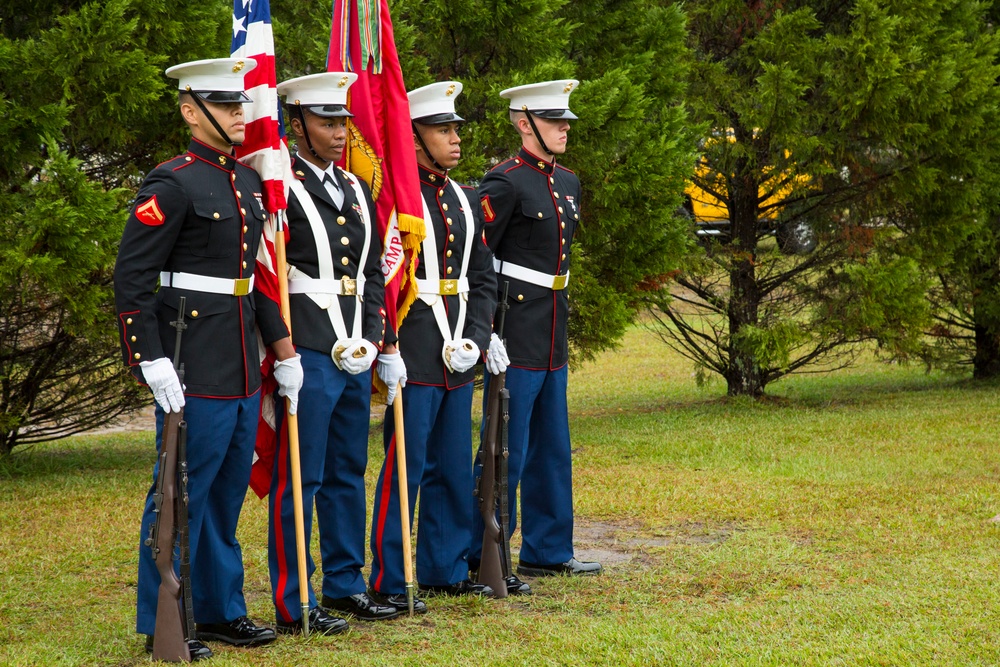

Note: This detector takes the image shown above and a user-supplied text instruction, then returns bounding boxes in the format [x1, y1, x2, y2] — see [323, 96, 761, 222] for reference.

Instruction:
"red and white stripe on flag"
[231, 0, 291, 498]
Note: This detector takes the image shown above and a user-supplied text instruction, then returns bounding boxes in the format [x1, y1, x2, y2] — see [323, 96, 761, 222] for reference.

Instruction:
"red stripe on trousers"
[372, 429, 397, 592]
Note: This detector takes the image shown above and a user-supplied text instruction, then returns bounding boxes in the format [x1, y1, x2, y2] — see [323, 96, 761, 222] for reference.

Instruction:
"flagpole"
[392, 387, 415, 616]
[273, 212, 311, 636]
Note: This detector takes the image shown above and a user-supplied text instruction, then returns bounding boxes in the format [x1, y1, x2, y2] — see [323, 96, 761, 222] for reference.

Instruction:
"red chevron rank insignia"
[135, 195, 165, 226]
[480, 195, 495, 223]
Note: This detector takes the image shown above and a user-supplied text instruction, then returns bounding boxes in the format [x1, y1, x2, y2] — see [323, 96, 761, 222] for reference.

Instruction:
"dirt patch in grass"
[572, 518, 744, 568]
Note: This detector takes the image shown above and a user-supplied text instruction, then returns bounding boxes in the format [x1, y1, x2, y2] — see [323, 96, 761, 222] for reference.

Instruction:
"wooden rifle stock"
[144, 298, 190, 662]
[476, 372, 510, 598]
[475, 281, 512, 597]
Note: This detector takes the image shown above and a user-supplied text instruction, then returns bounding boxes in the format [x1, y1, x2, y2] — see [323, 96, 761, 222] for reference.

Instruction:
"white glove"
[273, 354, 304, 415]
[376, 352, 407, 405]
[442, 338, 480, 374]
[485, 333, 510, 375]
[339, 339, 377, 375]
[140, 358, 185, 413]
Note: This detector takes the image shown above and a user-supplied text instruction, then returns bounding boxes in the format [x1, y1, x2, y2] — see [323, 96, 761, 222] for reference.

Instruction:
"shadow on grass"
[0, 433, 151, 482]
[577, 365, 999, 419]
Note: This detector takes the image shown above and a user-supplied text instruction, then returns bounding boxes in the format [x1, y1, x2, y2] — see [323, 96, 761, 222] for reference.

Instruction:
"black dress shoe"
[321, 592, 399, 621]
[196, 616, 276, 646]
[144, 635, 213, 661]
[517, 557, 603, 577]
[276, 606, 349, 636]
[505, 574, 533, 595]
[419, 579, 494, 597]
[368, 589, 428, 614]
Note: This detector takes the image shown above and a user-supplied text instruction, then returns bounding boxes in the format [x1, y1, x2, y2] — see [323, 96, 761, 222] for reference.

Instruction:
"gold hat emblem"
[338, 76, 349, 87]
[446, 84, 456, 96]
[563, 82, 574, 93]
[233, 60, 245, 73]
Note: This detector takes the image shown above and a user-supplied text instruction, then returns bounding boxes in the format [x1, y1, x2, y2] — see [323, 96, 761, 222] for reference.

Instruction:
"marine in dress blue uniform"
[368, 82, 502, 603]
[470, 80, 602, 578]
[267, 72, 400, 631]
[114, 58, 302, 657]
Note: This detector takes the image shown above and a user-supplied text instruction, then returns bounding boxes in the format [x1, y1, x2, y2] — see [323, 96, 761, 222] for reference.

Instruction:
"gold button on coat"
[126, 317, 133, 324]
[240, 207, 247, 215]
[337, 216, 347, 225]
[537, 212, 543, 218]
[517, 294, 524, 301]
[130, 336, 137, 342]
[213, 212, 220, 219]
[446, 217, 452, 225]
[442, 203, 449, 211]
[448, 234, 455, 242]
[554, 192, 559, 198]
[341, 236, 350, 245]
[134, 353, 141, 360]
[242, 260, 247, 268]
[191, 310, 199, 317]
[243, 243, 248, 250]
[446, 266, 453, 275]
[562, 253, 566, 260]
[341, 257, 350, 266]
[446, 250, 453, 258]
[243, 225, 248, 233]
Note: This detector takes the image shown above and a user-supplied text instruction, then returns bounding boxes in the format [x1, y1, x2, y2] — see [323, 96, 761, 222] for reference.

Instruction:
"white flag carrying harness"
[416, 179, 475, 342]
[285, 173, 372, 342]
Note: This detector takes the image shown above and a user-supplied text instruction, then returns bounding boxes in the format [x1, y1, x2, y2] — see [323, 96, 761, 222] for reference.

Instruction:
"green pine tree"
[646, 0, 1000, 395]
[0, 0, 230, 455]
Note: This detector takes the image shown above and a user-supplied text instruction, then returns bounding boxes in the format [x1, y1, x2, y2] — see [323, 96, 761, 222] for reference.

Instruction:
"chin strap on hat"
[291, 107, 332, 166]
[412, 122, 448, 174]
[191, 94, 241, 147]
[524, 111, 554, 159]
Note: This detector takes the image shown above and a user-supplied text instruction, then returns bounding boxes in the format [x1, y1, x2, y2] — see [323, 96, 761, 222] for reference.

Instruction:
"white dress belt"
[493, 259, 570, 290]
[288, 276, 366, 296]
[415, 277, 470, 296]
[159, 271, 255, 296]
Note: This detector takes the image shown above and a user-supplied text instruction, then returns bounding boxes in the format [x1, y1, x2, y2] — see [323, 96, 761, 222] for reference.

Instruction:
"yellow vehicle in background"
[681, 132, 817, 254]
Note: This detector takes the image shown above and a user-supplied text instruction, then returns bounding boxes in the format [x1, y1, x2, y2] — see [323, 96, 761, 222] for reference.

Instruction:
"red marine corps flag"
[329, 0, 425, 336]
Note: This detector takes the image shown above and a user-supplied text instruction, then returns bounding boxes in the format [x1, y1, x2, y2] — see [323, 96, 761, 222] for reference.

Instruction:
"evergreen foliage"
[0, 1, 230, 455]
[276, 0, 695, 362]
[645, 0, 1000, 395]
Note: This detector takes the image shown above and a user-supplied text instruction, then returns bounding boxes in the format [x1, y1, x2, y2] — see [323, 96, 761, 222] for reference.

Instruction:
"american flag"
[230, 0, 290, 498]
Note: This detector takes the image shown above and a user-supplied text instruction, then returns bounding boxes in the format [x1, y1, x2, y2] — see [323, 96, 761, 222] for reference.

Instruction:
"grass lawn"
[2, 326, 1000, 665]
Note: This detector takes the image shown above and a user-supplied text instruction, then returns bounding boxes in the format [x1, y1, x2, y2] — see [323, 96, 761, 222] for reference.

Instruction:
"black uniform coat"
[478, 147, 580, 370]
[114, 138, 288, 398]
[399, 165, 496, 388]
[284, 155, 388, 354]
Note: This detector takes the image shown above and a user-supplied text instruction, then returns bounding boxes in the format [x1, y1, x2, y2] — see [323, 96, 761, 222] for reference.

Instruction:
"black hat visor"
[192, 90, 253, 104]
[302, 104, 354, 118]
[413, 112, 465, 125]
[526, 108, 578, 120]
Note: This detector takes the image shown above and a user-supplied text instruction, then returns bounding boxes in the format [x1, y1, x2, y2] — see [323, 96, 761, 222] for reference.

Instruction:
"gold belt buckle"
[439, 279, 458, 295]
[341, 278, 357, 296]
[233, 277, 251, 296]
[551, 274, 568, 290]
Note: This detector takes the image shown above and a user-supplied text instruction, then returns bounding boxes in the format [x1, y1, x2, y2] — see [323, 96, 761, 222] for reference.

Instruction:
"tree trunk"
[972, 256, 1000, 379]
[725, 156, 766, 396]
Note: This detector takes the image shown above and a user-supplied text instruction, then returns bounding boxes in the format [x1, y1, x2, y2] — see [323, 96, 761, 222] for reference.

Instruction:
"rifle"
[145, 298, 191, 662]
[474, 282, 511, 598]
